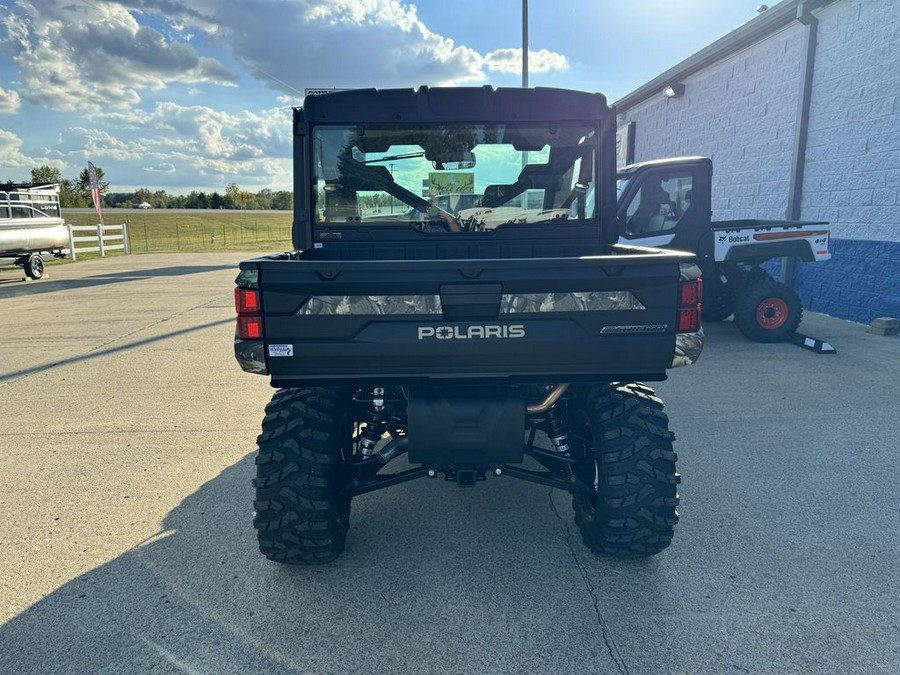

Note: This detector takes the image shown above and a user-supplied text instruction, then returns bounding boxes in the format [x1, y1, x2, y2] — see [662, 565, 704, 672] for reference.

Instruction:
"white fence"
[67, 224, 129, 261]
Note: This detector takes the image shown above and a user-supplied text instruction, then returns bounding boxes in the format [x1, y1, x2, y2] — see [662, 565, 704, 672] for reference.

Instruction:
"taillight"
[235, 287, 264, 340]
[235, 288, 260, 313]
[680, 279, 702, 307]
[236, 315, 263, 339]
[677, 278, 702, 333]
[678, 308, 701, 332]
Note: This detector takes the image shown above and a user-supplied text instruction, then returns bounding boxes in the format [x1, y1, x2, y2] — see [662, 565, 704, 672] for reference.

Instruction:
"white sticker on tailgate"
[268, 344, 294, 357]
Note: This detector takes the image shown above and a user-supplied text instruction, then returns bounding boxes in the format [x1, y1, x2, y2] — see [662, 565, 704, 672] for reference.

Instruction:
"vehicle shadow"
[0, 455, 674, 675]
[0, 264, 239, 296]
[0, 318, 235, 384]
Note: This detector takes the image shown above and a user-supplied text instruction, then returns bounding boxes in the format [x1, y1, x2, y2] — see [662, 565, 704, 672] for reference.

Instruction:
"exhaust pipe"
[527, 384, 569, 414]
[375, 436, 409, 464]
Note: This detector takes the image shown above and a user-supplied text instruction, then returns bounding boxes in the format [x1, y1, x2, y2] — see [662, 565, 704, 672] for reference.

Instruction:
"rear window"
[313, 123, 597, 234]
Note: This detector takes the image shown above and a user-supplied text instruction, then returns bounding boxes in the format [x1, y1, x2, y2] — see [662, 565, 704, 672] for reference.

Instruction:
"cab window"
[623, 172, 693, 236]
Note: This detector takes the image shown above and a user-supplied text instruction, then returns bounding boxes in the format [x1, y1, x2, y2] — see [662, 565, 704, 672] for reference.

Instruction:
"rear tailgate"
[238, 248, 694, 385]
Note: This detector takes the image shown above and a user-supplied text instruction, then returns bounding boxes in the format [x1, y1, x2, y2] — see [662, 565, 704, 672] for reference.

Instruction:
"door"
[616, 158, 711, 254]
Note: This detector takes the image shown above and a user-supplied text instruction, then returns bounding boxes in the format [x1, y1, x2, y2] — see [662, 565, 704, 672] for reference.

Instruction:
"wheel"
[24, 253, 44, 279]
[733, 278, 802, 342]
[253, 387, 353, 564]
[570, 383, 680, 557]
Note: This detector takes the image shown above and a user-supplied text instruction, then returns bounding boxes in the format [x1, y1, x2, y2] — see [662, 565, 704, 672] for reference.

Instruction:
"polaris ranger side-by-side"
[234, 87, 704, 564]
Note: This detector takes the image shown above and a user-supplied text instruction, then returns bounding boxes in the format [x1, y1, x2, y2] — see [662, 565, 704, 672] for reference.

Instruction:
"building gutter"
[781, 2, 819, 286]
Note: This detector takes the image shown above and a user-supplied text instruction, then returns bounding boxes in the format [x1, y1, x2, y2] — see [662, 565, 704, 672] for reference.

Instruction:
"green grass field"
[64, 209, 293, 254]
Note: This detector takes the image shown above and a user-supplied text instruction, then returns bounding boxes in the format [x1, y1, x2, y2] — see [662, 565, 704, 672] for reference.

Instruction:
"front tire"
[571, 384, 680, 557]
[253, 387, 352, 564]
[733, 278, 802, 342]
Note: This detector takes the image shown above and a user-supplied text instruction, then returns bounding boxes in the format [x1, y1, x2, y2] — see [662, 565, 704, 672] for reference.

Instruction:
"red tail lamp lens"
[235, 288, 260, 314]
[235, 287, 263, 339]
[680, 278, 703, 307]
[677, 279, 702, 332]
[678, 309, 701, 333]
[236, 316, 263, 340]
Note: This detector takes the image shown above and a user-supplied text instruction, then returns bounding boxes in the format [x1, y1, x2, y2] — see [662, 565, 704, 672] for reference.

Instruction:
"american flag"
[87, 162, 103, 225]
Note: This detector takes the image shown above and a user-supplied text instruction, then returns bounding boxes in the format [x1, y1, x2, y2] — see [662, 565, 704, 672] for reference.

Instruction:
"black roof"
[301, 86, 611, 124]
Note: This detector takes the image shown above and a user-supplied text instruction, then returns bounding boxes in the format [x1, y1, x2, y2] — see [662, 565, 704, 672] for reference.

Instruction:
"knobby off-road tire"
[571, 383, 680, 557]
[733, 278, 802, 343]
[253, 387, 352, 564]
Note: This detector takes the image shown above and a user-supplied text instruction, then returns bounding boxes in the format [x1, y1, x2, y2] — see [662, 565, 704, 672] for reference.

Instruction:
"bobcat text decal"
[418, 325, 526, 340]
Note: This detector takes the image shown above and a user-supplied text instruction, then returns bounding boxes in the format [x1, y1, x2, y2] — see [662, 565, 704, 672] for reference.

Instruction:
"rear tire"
[24, 253, 44, 279]
[571, 384, 680, 557]
[733, 279, 802, 342]
[253, 387, 352, 564]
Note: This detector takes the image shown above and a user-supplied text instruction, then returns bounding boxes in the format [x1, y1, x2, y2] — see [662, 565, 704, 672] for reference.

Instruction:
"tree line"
[22, 165, 292, 211]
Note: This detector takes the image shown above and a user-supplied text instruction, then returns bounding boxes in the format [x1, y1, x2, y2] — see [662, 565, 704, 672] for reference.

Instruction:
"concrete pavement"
[1, 253, 898, 674]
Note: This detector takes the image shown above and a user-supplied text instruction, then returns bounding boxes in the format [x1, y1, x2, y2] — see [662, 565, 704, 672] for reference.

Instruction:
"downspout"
[781, 2, 819, 286]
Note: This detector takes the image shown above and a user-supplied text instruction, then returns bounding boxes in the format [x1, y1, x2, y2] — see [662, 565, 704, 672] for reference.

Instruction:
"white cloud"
[0, 83, 21, 113]
[58, 127, 143, 162]
[95, 101, 292, 159]
[0, 1, 238, 112]
[484, 49, 570, 75]
[0, 1, 571, 191]
[0, 129, 64, 171]
[144, 162, 176, 173]
[130, 1, 568, 93]
[49, 101, 293, 189]
[214, 0, 486, 90]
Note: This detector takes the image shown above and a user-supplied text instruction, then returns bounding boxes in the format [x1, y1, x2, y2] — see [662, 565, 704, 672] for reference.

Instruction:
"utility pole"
[521, 0, 530, 207]
[522, 0, 529, 88]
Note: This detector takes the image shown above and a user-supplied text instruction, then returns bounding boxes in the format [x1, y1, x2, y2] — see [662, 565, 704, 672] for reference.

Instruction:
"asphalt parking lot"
[1, 253, 899, 674]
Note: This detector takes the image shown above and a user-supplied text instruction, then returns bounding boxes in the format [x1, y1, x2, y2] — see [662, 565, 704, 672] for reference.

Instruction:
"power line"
[248, 64, 305, 97]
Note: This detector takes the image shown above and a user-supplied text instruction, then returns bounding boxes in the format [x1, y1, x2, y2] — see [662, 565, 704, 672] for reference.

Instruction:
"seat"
[645, 214, 666, 232]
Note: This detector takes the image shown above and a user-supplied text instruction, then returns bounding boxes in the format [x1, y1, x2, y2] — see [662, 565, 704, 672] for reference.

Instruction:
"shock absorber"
[544, 405, 571, 455]
[359, 387, 387, 456]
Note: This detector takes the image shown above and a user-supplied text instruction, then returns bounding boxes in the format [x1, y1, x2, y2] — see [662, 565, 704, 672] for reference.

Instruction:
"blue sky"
[0, 0, 766, 194]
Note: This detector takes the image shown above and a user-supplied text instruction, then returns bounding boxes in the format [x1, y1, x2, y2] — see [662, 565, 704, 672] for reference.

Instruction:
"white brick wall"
[802, 0, 900, 242]
[618, 0, 900, 243]
[619, 23, 804, 221]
